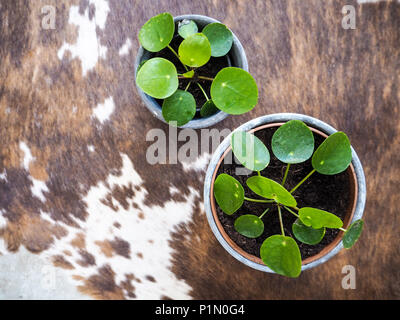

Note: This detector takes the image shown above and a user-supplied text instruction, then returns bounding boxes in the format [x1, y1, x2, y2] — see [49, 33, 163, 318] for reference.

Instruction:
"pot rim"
[134, 14, 248, 129]
[204, 113, 367, 273]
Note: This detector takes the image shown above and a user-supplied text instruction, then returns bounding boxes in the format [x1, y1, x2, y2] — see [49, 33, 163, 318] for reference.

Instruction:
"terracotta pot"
[204, 113, 367, 273]
[135, 14, 248, 129]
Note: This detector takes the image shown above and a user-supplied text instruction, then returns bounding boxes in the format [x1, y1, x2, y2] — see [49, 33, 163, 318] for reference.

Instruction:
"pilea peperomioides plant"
[136, 12, 258, 126]
[213, 120, 364, 278]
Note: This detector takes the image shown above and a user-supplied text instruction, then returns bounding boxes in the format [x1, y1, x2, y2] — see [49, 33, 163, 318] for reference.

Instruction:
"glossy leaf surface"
[214, 173, 244, 215]
[272, 120, 314, 164]
[136, 58, 178, 99]
[211, 67, 258, 115]
[246, 176, 297, 207]
[260, 235, 302, 278]
[202, 22, 233, 57]
[139, 13, 174, 52]
[162, 90, 196, 126]
[234, 214, 264, 238]
[231, 131, 270, 171]
[312, 132, 352, 175]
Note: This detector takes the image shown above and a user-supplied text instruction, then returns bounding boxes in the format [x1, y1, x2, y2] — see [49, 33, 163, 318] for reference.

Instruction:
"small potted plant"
[135, 13, 258, 128]
[204, 113, 366, 277]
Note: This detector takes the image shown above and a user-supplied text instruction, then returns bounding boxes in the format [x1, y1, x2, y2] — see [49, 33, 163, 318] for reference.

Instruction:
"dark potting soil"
[215, 126, 351, 260]
[153, 32, 231, 118]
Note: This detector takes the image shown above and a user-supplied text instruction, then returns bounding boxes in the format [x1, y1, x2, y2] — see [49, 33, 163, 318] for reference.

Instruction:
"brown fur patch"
[120, 274, 136, 298]
[52, 255, 75, 270]
[1, 213, 66, 253]
[70, 233, 86, 249]
[95, 237, 131, 259]
[77, 250, 96, 267]
[78, 265, 125, 300]
[95, 240, 114, 258]
[109, 237, 131, 259]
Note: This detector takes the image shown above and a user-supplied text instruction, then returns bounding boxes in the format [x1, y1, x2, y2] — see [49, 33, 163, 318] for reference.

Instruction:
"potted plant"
[204, 113, 366, 277]
[135, 12, 258, 128]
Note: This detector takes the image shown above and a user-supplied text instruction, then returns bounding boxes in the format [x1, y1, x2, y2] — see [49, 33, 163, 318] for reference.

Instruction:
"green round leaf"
[182, 70, 194, 78]
[178, 33, 211, 67]
[292, 218, 325, 245]
[202, 22, 233, 57]
[272, 120, 314, 164]
[299, 207, 343, 229]
[312, 132, 352, 175]
[260, 235, 302, 278]
[136, 58, 178, 99]
[139, 12, 174, 52]
[343, 219, 364, 249]
[234, 214, 264, 238]
[200, 100, 219, 118]
[246, 176, 297, 207]
[231, 131, 270, 171]
[211, 67, 258, 115]
[214, 173, 244, 215]
[178, 19, 198, 39]
[162, 90, 196, 126]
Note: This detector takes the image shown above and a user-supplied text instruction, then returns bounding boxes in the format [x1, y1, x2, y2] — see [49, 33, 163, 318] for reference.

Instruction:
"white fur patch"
[19, 141, 34, 170]
[0, 170, 7, 181]
[19, 142, 49, 203]
[181, 152, 211, 172]
[0, 211, 6, 229]
[30, 179, 49, 203]
[0, 238, 7, 256]
[119, 38, 132, 56]
[58, 0, 110, 76]
[92, 97, 115, 123]
[42, 154, 194, 299]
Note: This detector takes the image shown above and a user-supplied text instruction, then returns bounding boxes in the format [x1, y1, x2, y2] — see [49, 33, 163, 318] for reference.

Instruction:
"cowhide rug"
[0, 0, 399, 299]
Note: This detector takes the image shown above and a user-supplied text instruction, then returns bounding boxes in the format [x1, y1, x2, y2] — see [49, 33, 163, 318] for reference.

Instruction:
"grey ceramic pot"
[135, 14, 248, 129]
[204, 113, 367, 273]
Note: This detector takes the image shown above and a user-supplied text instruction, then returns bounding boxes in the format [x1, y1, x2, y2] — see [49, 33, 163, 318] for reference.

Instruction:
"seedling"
[136, 13, 258, 126]
[213, 120, 364, 278]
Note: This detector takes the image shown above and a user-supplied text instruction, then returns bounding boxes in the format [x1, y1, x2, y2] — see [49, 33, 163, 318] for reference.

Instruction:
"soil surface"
[153, 26, 231, 118]
[215, 126, 351, 260]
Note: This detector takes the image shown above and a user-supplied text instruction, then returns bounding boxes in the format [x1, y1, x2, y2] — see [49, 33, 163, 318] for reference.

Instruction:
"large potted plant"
[204, 113, 366, 277]
[135, 13, 258, 129]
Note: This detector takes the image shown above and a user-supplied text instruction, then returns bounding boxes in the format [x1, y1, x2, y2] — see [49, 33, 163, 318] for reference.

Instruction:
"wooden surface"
[0, 0, 399, 299]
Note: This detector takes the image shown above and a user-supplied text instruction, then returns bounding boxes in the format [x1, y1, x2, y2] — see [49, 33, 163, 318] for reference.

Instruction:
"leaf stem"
[244, 196, 274, 203]
[196, 82, 209, 101]
[184, 81, 191, 91]
[290, 169, 316, 194]
[198, 75, 214, 81]
[167, 45, 188, 71]
[277, 205, 285, 236]
[259, 208, 270, 220]
[281, 163, 291, 186]
[339, 227, 347, 232]
[284, 206, 299, 218]
[257, 171, 261, 177]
